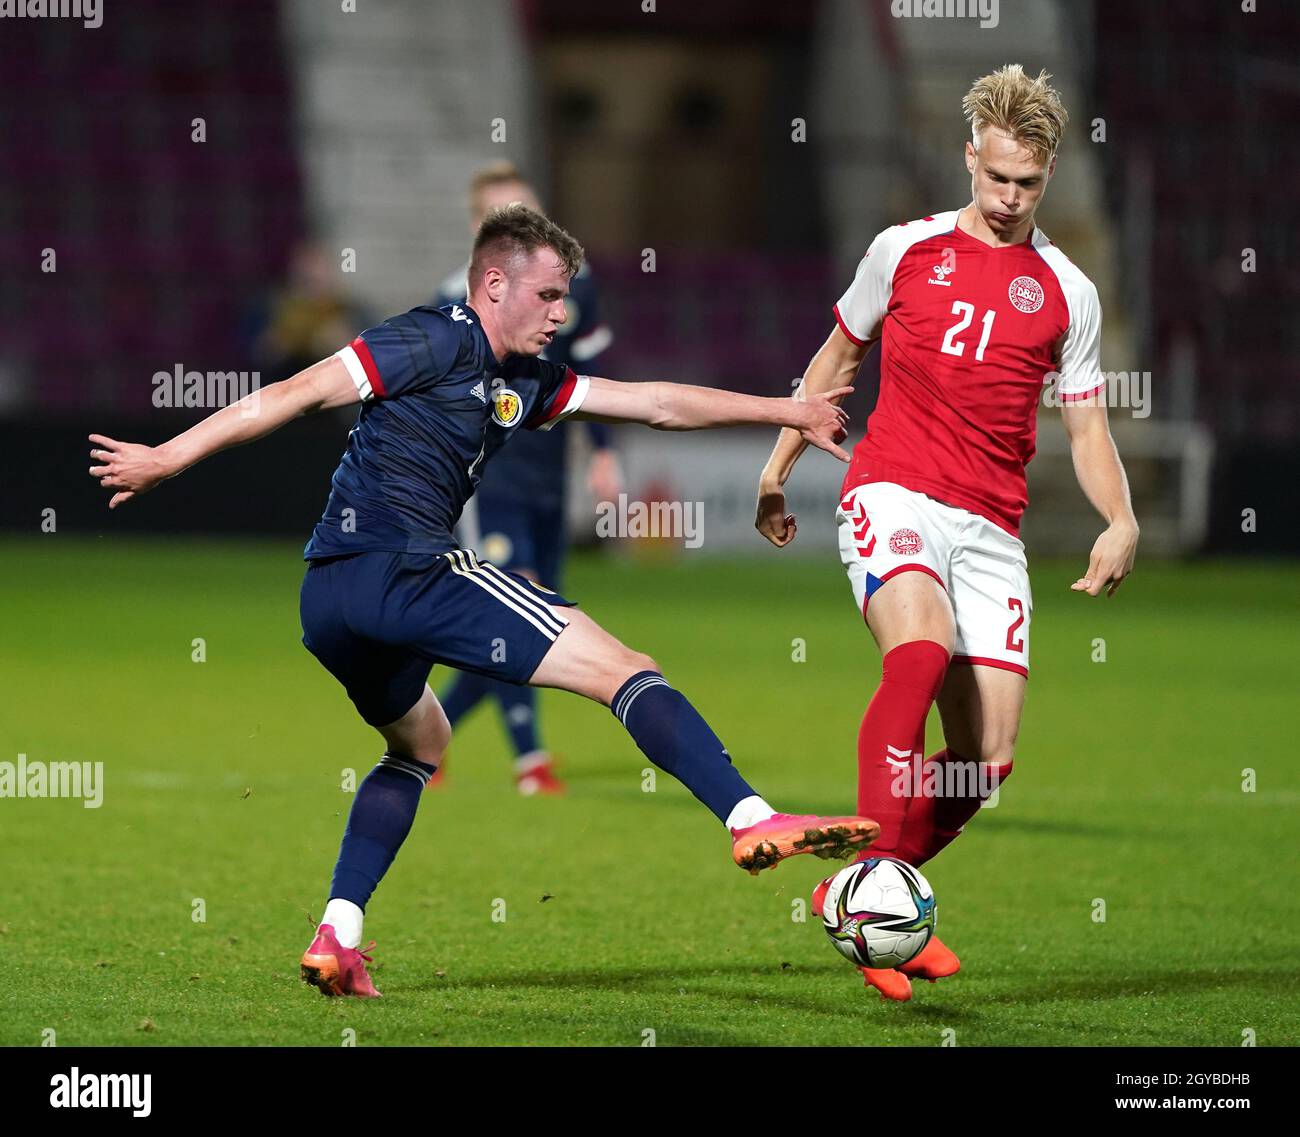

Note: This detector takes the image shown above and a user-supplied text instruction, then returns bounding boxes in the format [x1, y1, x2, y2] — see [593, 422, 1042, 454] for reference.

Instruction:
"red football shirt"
[833, 210, 1105, 536]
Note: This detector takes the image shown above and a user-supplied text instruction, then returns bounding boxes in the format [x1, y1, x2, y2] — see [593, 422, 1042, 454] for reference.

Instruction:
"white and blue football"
[822, 857, 937, 969]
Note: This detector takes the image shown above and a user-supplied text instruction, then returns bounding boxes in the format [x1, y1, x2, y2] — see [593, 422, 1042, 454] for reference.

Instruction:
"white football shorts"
[836, 481, 1031, 676]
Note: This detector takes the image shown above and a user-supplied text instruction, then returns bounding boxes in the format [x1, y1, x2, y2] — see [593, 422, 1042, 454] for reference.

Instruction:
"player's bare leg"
[937, 663, 1024, 764]
[864, 571, 957, 657]
[887, 664, 1024, 984]
[894, 662, 1022, 867]
[528, 606, 879, 872]
[377, 684, 454, 766]
[302, 686, 451, 997]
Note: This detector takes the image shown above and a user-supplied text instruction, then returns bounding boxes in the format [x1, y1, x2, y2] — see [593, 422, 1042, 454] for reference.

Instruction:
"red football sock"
[856, 640, 950, 852]
[895, 751, 1013, 866]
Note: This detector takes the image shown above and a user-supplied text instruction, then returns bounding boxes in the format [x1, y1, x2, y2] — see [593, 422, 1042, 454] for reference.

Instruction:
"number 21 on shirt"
[940, 301, 995, 362]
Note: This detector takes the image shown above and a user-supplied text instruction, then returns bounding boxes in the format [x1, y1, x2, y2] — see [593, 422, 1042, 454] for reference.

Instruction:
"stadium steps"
[279, 0, 538, 315]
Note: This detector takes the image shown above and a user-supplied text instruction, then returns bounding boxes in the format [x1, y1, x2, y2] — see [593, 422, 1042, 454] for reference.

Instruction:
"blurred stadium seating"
[1, 0, 1294, 551]
[0, 0, 303, 415]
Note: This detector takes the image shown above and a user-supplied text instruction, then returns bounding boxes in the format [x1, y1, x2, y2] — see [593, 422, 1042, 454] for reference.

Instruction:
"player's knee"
[631, 650, 659, 676]
[616, 650, 659, 688]
[382, 695, 451, 766]
[983, 721, 1020, 765]
[594, 648, 660, 706]
[946, 710, 1019, 767]
[424, 701, 452, 761]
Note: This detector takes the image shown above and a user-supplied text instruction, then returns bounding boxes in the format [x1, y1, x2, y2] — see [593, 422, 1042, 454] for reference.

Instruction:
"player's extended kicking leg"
[297, 548, 875, 997]
[528, 606, 880, 872]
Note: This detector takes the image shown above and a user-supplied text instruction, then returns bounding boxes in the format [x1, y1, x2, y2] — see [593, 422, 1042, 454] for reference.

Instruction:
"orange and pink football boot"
[300, 924, 382, 998]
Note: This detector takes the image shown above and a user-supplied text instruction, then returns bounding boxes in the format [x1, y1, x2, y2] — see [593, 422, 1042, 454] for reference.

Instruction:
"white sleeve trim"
[1034, 235, 1104, 396]
[335, 344, 374, 401]
[835, 212, 960, 344]
[536, 374, 590, 431]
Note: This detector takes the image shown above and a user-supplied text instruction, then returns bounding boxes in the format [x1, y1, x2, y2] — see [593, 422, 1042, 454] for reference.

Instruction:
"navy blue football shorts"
[300, 549, 577, 727]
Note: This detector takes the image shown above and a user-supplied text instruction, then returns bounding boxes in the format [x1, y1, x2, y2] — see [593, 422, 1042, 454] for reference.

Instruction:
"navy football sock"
[492, 680, 541, 759]
[610, 671, 756, 824]
[330, 752, 436, 909]
[440, 669, 491, 727]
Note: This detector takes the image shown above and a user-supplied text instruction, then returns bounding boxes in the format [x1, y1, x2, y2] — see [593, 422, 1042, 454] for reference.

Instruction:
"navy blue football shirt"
[435, 261, 612, 510]
[303, 302, 587, 560]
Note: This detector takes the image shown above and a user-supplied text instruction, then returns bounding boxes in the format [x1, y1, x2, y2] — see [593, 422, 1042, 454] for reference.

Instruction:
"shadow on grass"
[403, 960, 1285, 1022]
[541, 784, 1147, 844]
[404, 959, 987, 1027]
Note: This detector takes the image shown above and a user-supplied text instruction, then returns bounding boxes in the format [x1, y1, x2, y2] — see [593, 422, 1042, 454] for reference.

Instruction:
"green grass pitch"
[1, 537, 1297, 1046]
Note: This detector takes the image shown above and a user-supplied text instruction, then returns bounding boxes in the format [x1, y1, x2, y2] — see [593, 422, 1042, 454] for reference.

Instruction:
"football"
[822, 857, 937, 969]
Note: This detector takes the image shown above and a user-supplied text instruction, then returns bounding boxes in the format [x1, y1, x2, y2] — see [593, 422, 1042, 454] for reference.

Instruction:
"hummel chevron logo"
[885, 744, 913, 768]
[450, 305, 473, 324]
[841, 493, 875, 556]
[470, 380, 486, 404]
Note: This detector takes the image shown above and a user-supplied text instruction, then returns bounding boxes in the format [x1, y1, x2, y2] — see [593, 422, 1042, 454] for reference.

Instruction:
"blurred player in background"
[431, 163, 622, 795]
[756, 65, 1139, 1001]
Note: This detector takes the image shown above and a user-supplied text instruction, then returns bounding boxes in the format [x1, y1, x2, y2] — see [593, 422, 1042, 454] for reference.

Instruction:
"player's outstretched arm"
[88, 355, 358, 509]
[755, 324, 868, 547]
[1061, 399, 1140, 596]
[574, 376, 854, 461]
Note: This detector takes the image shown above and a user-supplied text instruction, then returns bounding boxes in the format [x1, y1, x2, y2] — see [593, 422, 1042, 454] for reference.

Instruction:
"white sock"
[725, 795, 776, 833]
[321, 898, 363, 949]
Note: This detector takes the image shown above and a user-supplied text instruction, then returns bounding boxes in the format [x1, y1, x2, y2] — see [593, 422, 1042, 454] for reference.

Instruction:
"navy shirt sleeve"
[335, 306, 462, 401]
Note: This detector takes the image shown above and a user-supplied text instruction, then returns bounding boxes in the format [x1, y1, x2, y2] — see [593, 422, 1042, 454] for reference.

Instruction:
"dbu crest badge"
[888, 528, 924, 556]
[1007, 275, 1044, 314]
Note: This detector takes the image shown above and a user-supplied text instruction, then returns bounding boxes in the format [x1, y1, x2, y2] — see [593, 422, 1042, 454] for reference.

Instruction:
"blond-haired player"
[756, 65, 1139, 1001]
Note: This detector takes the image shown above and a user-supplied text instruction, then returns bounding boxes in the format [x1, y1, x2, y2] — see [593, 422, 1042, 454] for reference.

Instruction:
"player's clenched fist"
[755, 486, 797, 548]
[87, 433, 174, 509]
[790, 385, 853, 462]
